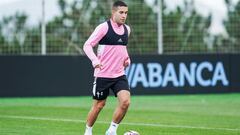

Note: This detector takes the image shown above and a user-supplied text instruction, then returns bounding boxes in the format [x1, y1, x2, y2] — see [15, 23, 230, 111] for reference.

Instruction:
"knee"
[120, 99, 130, 110]
[94, 101, 106, 110]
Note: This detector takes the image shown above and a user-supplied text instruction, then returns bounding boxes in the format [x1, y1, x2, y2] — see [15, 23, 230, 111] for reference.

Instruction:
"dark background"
[0, 54, 239, 97]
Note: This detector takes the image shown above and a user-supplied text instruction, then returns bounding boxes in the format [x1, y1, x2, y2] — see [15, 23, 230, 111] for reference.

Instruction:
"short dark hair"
[113, 1, 128, 8]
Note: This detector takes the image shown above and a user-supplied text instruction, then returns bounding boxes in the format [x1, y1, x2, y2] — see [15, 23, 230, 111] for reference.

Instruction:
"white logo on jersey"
[118, 38, 123, 42]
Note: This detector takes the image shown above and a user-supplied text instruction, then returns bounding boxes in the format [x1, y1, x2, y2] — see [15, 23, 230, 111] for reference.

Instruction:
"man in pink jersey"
[83, 1, 131, 135]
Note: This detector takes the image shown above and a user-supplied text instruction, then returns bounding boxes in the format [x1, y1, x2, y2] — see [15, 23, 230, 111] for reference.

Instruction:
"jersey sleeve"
[83, 22, 108, 67]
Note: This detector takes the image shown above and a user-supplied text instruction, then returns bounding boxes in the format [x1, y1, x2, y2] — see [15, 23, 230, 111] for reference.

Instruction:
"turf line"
[0, 115, 239, 132]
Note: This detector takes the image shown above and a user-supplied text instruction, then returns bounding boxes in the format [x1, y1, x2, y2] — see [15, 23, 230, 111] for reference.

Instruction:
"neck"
[111, 18, 122, 27]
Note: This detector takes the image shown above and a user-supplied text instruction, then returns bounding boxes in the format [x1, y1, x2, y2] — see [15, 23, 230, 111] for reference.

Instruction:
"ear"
[112, 7, 117, 14]
[111, 8, 117, 18]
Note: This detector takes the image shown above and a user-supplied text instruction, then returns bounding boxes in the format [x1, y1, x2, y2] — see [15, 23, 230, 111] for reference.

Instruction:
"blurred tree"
[0, 12, 28, 54]
[162, 0, 211, 54]
[202, 0, 240, 53]
[45, 0, 158, 54]
[223, 1, 240, 53]
[45, 0, 89, 54]
[1, 0, 238, 55]
[127, 0, 157, 54]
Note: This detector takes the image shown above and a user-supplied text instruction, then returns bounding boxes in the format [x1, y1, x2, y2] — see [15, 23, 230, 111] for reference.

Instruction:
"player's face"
[112, 6, 128, 25]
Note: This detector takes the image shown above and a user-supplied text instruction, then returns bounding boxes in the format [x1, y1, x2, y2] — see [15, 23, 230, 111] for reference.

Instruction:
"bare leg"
[105, 90, 130, 134]
[86, 99, 106, 126]
[112, 90, 131, 123]
[84, 99, 106, 135]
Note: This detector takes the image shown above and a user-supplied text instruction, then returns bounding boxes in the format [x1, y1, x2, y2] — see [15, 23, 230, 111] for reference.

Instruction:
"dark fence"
[0, 54, 239, 97]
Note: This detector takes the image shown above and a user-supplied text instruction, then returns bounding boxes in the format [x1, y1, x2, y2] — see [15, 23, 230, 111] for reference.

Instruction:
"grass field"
[0, 93, 240, 135]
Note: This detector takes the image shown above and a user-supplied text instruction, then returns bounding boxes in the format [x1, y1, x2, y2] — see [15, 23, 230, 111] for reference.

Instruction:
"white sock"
[84, 125, 92, 135]
[108, 121, 119, 133]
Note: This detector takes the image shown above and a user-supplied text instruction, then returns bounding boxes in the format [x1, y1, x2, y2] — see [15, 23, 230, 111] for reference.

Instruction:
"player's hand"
[123, 57, 130, 67]
[94, 64, 103, 69]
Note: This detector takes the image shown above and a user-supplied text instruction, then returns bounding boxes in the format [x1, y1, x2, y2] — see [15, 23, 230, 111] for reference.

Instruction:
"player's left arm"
[124, 25, 131, 68]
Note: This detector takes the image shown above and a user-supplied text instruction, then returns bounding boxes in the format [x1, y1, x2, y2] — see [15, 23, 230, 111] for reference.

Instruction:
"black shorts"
[92, 75, 130, 100]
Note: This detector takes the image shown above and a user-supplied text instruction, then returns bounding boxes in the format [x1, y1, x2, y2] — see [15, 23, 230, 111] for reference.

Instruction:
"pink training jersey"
[83, 19, 131, 78]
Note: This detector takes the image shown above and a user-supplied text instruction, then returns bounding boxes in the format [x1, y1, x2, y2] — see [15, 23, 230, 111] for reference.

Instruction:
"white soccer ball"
[123, 130, 140, 135]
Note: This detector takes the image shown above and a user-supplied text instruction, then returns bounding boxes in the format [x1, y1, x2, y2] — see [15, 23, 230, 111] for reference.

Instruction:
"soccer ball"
[124, 130, 140, 135]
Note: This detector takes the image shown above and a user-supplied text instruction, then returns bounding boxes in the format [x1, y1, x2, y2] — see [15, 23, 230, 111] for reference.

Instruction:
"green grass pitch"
[0, 93, 240, 135]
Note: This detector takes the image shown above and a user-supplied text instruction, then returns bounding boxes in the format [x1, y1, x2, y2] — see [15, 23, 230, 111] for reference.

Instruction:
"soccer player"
[83, 1, 131, 135]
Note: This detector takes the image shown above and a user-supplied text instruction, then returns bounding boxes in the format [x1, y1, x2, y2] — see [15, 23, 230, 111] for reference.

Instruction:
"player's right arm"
[83, 23, 108, 68]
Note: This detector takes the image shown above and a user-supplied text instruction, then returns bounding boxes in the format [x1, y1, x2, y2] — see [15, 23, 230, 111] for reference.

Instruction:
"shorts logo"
[96, 92, 103, 98]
